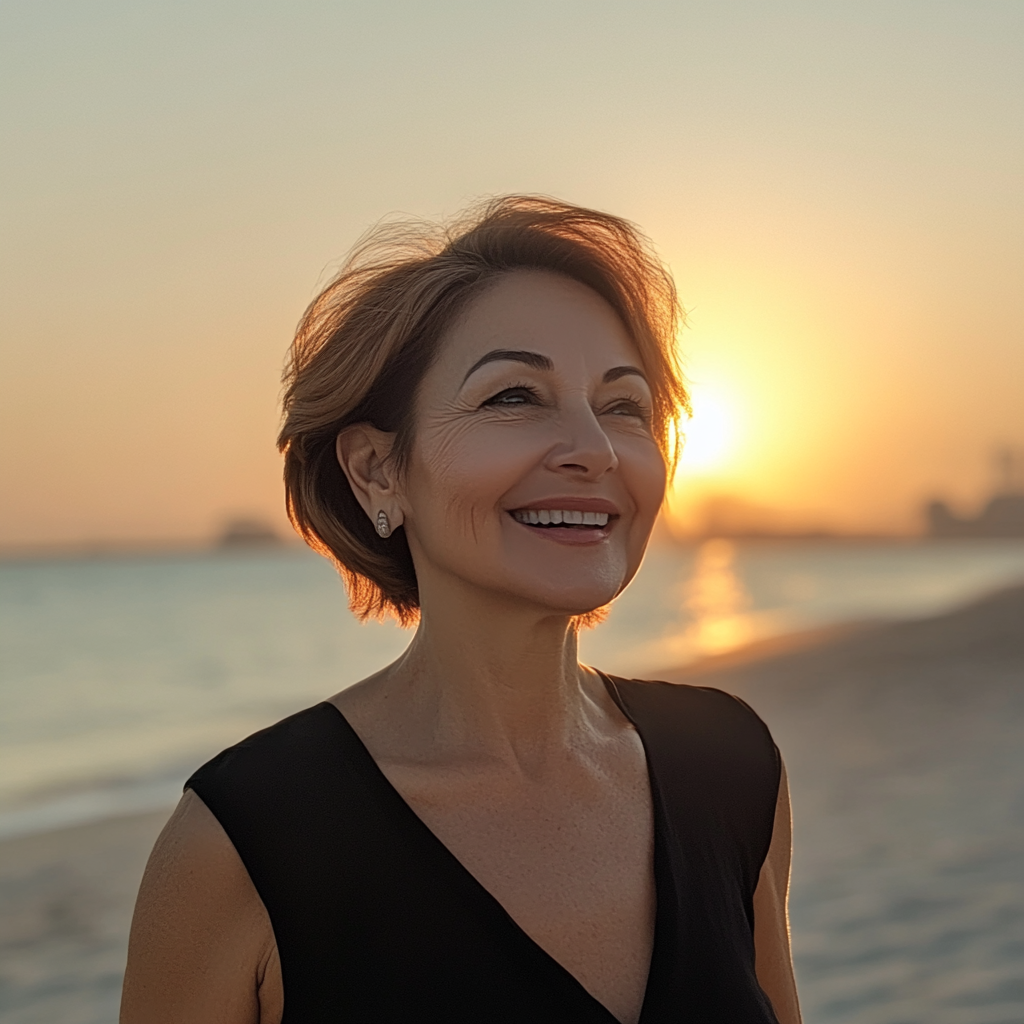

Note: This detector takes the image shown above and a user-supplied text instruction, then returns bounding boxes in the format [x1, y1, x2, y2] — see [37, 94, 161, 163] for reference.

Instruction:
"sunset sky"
[1, 0, 1021, 547]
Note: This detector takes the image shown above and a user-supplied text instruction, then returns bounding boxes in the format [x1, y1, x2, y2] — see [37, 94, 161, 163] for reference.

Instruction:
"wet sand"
[2, 583, 1022, 1024]
[0, 812, 169, 1024]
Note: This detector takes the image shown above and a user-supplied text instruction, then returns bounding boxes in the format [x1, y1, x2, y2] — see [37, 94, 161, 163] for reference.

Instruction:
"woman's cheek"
[438, 422, 545, 490]
[620, 437, 668, 516]
[406, 427, 523, 535]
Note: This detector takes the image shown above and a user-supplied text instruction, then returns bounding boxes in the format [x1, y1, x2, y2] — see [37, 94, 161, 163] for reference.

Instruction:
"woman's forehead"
[435, 271, 641, 375]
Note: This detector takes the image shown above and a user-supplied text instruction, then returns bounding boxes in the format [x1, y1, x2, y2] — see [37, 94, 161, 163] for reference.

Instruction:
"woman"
[121, 196, 801, 1024]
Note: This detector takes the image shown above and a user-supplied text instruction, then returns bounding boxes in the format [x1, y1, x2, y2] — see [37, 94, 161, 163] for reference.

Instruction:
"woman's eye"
[607, 399, 648, 418]
[483, 386, 540, 407]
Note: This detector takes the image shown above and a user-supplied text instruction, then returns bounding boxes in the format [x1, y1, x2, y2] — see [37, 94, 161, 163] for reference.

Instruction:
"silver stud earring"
[376, 511, 391, 537]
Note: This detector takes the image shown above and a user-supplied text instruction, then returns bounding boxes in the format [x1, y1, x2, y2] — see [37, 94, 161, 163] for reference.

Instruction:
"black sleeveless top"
[186, 675, 781, 1023]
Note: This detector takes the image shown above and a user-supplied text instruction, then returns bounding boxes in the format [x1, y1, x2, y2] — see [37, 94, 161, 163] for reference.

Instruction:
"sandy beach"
[0, 811, 168, 1024]
[664, 581, 1024, 1024]
[1, 582, 1022, 1024]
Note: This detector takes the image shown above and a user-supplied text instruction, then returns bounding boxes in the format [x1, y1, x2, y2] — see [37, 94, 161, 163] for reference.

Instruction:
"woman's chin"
[504, 574, 626, 619]
[431, 547, 635, 618]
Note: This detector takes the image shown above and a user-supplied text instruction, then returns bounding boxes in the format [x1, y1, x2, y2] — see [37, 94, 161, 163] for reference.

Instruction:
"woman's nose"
[546, 403, 619, 479]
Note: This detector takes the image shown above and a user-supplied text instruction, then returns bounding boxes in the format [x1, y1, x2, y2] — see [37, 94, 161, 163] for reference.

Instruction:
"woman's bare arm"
[752, 760, 802, 1024]
[120, 789, 283, 1024]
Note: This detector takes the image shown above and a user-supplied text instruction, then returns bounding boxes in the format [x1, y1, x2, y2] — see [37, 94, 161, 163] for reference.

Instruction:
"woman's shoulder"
[186, 701, 345, 792]
[184, 702, 375, 854]
[121, 788, 282, 1024]
[604, 673, 781, 801]
[605, 674, 776, 746]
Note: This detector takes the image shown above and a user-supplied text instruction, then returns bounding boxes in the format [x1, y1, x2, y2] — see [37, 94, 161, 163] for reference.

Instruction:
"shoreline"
[0, 776, 185, 845]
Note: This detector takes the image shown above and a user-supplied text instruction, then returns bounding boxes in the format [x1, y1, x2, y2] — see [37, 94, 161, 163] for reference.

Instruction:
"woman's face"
[399, 270, 667, 616]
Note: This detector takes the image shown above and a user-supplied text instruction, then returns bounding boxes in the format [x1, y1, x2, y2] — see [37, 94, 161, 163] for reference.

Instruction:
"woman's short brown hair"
[278, 195, 689, 624]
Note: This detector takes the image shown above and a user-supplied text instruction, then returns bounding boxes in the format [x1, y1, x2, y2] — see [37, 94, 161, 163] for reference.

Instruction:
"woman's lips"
[510, 497, 620, 516]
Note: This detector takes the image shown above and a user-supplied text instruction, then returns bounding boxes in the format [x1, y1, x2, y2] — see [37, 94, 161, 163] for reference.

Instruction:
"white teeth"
[511, 509, 612, 527]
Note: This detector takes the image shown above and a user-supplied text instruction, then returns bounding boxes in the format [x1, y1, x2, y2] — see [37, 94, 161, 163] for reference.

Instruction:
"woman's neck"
[345, 581, 613, 775]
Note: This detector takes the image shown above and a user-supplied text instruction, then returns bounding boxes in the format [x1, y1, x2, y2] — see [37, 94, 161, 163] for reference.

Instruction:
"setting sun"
[665, 376, 751, 535]
[678, 384, 740, 474]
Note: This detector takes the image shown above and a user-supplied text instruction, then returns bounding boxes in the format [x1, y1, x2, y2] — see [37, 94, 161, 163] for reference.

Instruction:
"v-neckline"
[321, 674, 665, 1024]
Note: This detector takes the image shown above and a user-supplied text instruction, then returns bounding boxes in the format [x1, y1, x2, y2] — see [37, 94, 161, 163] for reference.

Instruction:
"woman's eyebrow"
[604, 365, 647, 384]
[461, 349, 553, 384]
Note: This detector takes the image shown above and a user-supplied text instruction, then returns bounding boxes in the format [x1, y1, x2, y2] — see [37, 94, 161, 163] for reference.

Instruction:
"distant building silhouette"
[926, 446, 1024, 538]
[927, 495, 1024, 537]
[218, 518, 282, 548]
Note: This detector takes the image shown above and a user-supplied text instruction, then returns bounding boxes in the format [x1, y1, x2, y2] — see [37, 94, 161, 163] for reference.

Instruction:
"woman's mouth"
[510, 509, 612, 528]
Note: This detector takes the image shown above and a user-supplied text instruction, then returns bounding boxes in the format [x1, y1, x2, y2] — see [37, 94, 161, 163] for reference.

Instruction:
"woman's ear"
[336, 425, 405, 532]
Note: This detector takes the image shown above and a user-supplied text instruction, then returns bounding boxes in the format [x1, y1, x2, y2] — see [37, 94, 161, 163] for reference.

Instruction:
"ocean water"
[2, 537, 1024, 841]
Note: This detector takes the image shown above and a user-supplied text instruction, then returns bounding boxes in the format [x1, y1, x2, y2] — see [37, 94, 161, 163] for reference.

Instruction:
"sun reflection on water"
[621, 538, 762, 670]
[683, 538, 757, 655]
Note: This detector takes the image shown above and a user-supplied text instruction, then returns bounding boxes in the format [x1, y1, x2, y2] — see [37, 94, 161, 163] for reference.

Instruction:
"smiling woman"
[120, 197, 801, 1024]
[277, 197, 687, 624]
